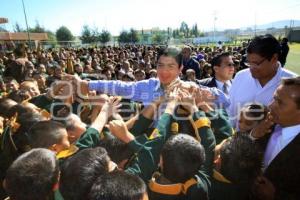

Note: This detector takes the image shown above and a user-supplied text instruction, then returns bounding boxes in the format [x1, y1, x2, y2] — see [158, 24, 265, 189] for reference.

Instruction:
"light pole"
[213, 11, 217, 44]
[21, 0, 31, 50]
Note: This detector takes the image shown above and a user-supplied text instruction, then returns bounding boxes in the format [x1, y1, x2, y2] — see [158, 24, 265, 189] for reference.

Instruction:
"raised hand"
[178, 88, 199, 114]
[108, 119, 135, 143]
[61, 74, 89, 97]
[101, 96, 122, 119]
[250, 112, 274, 139]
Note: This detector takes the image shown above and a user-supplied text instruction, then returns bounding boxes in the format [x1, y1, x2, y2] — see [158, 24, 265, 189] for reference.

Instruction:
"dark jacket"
[257, 130, 300, 200]
[199, 77, 217, 88]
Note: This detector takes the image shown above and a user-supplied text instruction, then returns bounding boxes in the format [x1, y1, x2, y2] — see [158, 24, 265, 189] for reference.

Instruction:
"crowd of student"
[0, 34, 299, 200]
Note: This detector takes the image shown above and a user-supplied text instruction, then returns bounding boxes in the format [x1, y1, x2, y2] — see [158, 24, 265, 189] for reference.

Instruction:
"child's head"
[59, 147, 110, 200]
[161, 134, 205, 183]
[4, 148, 59, 200]
[98, 137, 134, 169]
[0, 98, 17, 118]
[217, 133, 262, 184]
[238, 104, 268, 132]
[61, 113, 87, 144]
[19, 80, 40, 98]
[88, 171, 148, 200]
[27, 120, 70, 153]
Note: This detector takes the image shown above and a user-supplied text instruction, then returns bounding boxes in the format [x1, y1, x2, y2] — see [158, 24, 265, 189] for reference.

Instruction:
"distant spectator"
[279, 37, 289, 67]
[182, 46, 201, 79]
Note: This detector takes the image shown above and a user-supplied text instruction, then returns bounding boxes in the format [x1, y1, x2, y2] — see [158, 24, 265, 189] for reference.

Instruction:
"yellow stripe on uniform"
[213, 169, 231, 184]
[149, 174, 197, 195]
[182, 178, 198, 194]
[56, 144, 78, 159]
[149, 128, 161, 140]
[194, 118, 211, 129]
[149, 180, 182, 195]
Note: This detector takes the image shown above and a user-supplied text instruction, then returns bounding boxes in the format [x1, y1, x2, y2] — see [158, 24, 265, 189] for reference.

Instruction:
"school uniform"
[205, 108, 234, 144]
[210, 170, 251, 200]
[126, 110, 216, 200]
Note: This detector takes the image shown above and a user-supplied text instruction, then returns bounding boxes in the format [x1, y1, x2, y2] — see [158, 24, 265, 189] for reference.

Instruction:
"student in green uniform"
[211, 133, 263, 200]
[3, 148, 59, 200]
[108, 88, 216, 200]
[26, 96, 121, 158]
[59, 147, 111, 200]
[205, 108, 234, 144]
[0, 112, 44, 199]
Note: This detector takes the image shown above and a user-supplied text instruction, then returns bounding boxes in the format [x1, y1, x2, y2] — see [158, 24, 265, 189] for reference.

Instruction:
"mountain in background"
[246, 20, 300, 30]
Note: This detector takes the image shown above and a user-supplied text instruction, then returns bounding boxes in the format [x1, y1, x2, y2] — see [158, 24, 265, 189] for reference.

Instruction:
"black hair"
[98, 137, 134, 165]
[7, 90, 30, 103]
[211, 52, 231, 67]
[0, 112, 44, 188]
[13, 44, 27, 58]
[157, 46, 183, 67]
[27, 120, 66, 149]
[59, 147, 110, 200]
[0, 98, 17, 118]
[246, 34, 281, 60]
[162, 134, 205, 183]
[4, 61, 26, 83]
[220, 133, 263, 185]
[13, 112, 44, 154]
[88, 171, 146, 200]
[282, 76, 300, 109]
[5, 148, 59, 200]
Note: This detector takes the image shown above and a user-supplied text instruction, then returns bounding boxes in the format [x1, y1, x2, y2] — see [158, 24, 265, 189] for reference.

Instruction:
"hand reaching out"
[101, 96, 122, 119]
[108, 119, 135, 143]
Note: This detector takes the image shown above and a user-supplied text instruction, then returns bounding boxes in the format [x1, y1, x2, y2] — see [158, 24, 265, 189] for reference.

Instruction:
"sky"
[1, 0, 300, 36]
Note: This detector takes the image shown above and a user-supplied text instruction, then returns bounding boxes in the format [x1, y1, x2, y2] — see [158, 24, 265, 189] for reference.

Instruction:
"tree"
[46, 31, 57, 43]
[91, 27, 100, 43]
[129, 28, 139, 43]
[99, 30, 111, 45]
[29, 21, 45, 33]
[152, 32, 166, 44]
[180, 21, 189, 38]
[56, 26, 74, 44]
[118, 31, 129, 43]
[0, 27, 8, 32]
[191, 23, 199, 37]
[14, 22, 24, 32]
[80, 25, 94, 44]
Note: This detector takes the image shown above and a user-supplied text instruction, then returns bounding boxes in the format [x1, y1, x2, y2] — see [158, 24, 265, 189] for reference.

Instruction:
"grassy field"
[286, 43, 300, 74]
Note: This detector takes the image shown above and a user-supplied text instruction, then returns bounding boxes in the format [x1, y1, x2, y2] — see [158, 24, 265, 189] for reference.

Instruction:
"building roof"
[0, 18, 8, 24]
[0, 32, 48, 41]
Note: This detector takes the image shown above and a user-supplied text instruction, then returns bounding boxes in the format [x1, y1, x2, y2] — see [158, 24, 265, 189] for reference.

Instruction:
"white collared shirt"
[263, 124, 300, 171]
[228, 64, 297, 127]
[215, 79, 232, 93]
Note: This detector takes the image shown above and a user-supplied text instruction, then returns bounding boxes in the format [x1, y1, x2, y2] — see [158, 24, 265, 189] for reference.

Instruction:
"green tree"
[80, 25, 94, 44]
[0, 27, 8, 32]
[46, 31, 57, 42]
[180, 21, 189, 38]
[56, 26, 74, 44]
[99, 30, 111, 45]
[152, 32, 166, 44]
[118, 31, 129, 43]
[129, 28, 139, 43]
[29, 21, 45, 33]
[192, 23, 199, 37]
[92, 27, 100, 43]
[13, 22, 24, 32]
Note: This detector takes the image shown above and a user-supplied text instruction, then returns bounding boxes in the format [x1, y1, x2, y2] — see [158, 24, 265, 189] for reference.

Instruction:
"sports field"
[286, 43, 300, 74]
